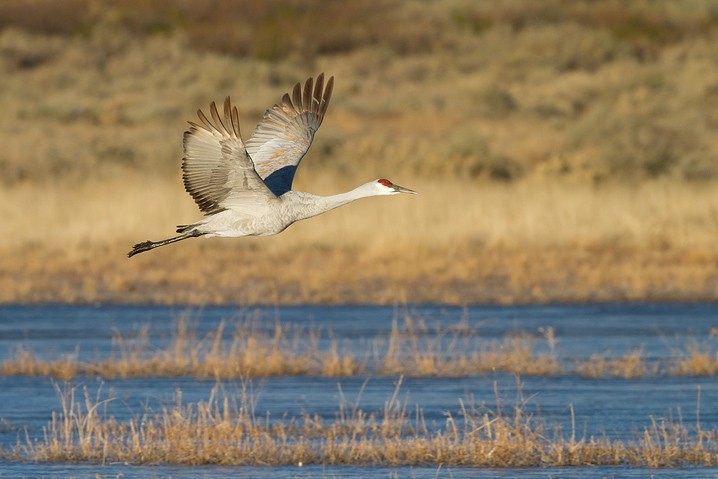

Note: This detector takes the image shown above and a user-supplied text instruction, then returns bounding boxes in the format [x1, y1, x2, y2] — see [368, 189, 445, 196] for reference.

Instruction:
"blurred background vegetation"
[2, 0, 717, 185]
[1, 0, 717, 304]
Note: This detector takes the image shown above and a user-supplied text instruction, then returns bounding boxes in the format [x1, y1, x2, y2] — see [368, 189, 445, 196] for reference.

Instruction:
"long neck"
[288, 184, 376, 222]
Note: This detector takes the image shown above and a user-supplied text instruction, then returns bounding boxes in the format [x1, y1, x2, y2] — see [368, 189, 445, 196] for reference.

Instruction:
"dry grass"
[2, 317, 716, 380]
[574, 350, 651, 379]
[377, 322, 562, 377]
[2, 1, 718, 183]
[670, 344, 718, 377]
[1, 1, 718, 304]
[1, 179, 717, 304]
[8, 381, 718, 467]
[0, 318, 360, 380]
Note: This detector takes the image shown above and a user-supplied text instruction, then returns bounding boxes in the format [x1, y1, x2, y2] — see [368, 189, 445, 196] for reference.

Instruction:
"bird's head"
[372, 178, 418, 196]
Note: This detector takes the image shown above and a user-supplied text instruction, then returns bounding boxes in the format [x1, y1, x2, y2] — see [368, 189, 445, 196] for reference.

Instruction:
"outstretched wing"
[245, 73, 334, 196]
[183, 98, 275, 216]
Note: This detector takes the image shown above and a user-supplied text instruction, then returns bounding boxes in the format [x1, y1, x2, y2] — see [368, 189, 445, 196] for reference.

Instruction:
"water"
[1, 303, 717, 478]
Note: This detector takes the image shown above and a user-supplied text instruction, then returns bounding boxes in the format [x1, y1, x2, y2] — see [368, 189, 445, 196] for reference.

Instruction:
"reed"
[670, 343, 718, 377]
[0, 346, 78, 381]
[11, 382, 718, 467]
[2, 317, 716, 380]
[574, 349, 652, 379]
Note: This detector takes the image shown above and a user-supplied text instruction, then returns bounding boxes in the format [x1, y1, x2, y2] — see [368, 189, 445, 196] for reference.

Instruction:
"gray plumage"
[128, 74, 416, 258]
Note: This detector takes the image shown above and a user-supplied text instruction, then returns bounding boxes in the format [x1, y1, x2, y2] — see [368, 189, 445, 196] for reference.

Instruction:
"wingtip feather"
[197, 108, 213, 131]
[291, 82, 302, 113]
[223, 96, 236, 138]
[302, 76, 313, 112]
[231, 105, 240, 138]
[312, 73, 324, 114]
[210, 101, 228, 135]
[318, 75, 334, 122]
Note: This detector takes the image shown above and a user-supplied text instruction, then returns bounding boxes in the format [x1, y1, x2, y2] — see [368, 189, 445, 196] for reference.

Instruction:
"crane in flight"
[128, 74, 416, 257]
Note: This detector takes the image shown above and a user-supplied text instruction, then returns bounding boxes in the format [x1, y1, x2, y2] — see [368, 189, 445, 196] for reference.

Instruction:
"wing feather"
[318, 76, 333, 119]
[225, 97, 241, 139]
[302, 77, 313, 112]
[245, 73, 334, 196]
[312, 74, 323, 113]
[182, 97, 275, 215]
[209, 101, 226, 134]
[291, 82, 302, 113]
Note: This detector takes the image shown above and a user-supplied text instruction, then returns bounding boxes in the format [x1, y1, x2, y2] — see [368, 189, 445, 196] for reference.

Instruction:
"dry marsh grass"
[670, 344, 718, 377]
[2, 318, 716, 380]
[0, 319, 360, 380]
[9, 382, 718, 467]
[1, 1, 718, 304]
[573, 350, 652, 380]
[1, 178, 717, 304]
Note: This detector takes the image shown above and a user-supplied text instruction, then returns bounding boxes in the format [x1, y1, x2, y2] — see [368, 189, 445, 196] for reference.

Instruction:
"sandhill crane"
[128, 74, 416, 257]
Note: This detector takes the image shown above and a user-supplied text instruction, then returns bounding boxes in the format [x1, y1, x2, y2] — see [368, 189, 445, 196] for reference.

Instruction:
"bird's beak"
[393, 184, 418, 195]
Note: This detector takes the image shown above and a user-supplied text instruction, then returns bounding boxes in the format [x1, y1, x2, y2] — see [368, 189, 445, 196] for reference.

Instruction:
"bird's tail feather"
[127, 230, 204, 258]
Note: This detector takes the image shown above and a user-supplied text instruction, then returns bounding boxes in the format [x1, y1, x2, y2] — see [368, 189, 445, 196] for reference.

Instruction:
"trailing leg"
[127, 229, 204, 257]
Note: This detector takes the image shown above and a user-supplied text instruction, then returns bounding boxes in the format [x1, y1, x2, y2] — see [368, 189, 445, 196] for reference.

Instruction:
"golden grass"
[1, 178, 717, 304]
[670, 344, 718, 377]
[2, 0, 718, 304]
[9, 382, 718, 467]
[0, 318, 359, 380]
[574, 350, 652, 380]
[2, 317, 716, 380]
[2, 2, 718, 184]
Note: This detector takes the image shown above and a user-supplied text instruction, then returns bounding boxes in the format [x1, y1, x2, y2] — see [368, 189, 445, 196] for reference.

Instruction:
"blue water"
[1, 303, 717, 478]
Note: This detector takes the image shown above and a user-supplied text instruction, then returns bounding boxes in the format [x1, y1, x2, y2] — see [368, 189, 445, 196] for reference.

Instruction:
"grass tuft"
[671, 343, 718, 377]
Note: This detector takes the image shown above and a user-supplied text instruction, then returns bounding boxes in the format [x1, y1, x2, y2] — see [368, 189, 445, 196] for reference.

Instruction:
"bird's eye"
[378, 179, 392, 187]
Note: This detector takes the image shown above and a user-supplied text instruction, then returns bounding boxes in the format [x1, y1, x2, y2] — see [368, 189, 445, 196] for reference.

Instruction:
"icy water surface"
[1, 303, 718, 478]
